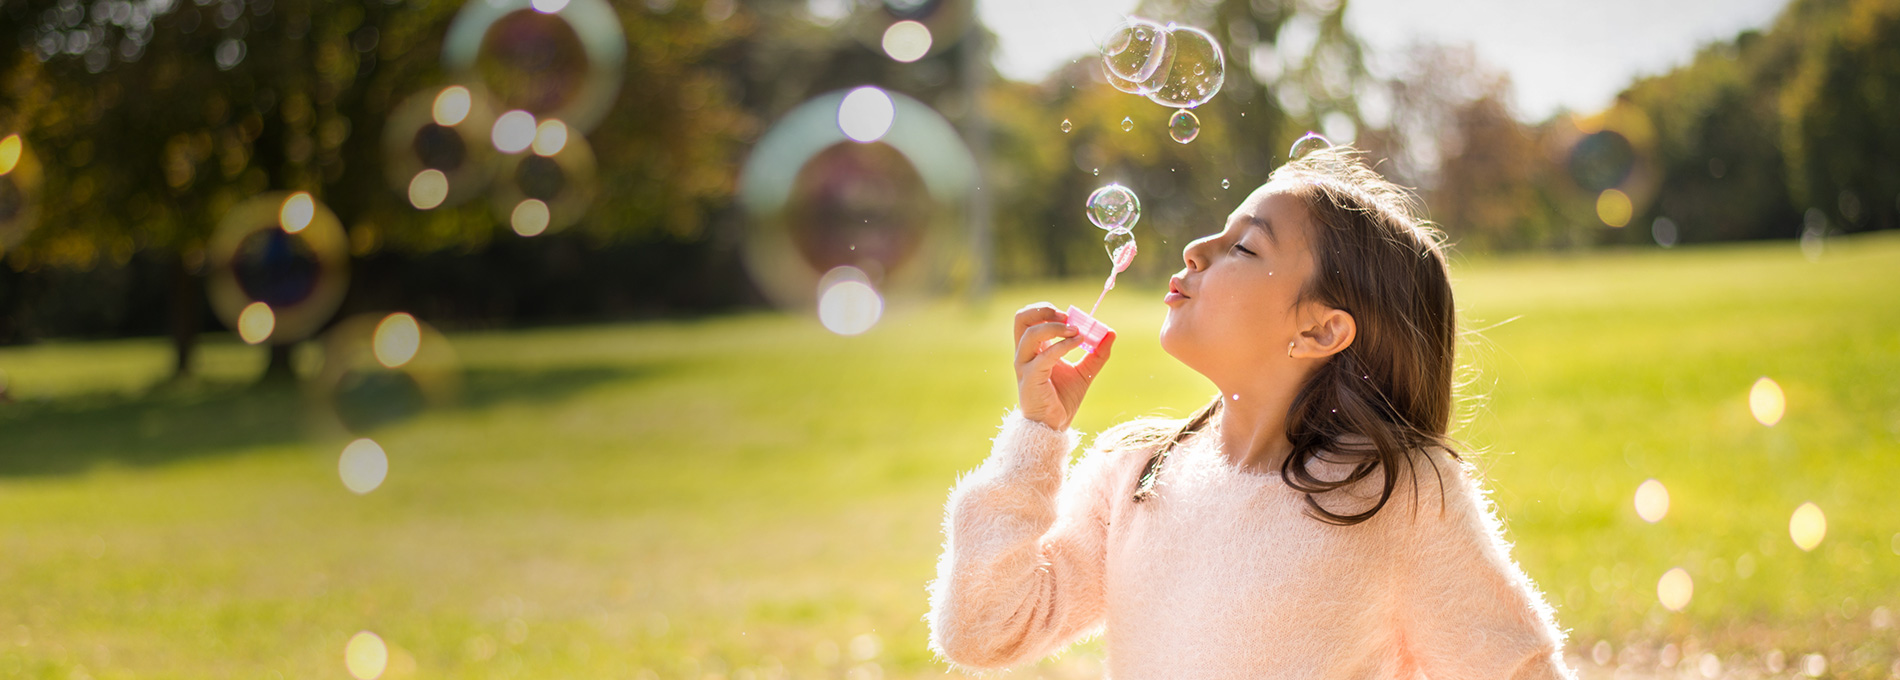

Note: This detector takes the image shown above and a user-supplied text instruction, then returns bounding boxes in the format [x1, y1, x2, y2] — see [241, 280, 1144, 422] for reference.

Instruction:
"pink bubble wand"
[1066, 234, 1137, 355]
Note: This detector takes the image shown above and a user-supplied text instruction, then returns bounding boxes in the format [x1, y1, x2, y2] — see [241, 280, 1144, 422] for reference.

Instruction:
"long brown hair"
[1130, 144, 1466, 526]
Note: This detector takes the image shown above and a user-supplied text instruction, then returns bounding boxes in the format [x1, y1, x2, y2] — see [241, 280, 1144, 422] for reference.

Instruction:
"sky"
[976, 0, 1793, 121]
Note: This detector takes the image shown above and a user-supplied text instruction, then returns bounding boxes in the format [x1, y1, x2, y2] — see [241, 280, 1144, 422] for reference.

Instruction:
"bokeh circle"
[205, 192, 351, 346]
[441, 0, 627, 133]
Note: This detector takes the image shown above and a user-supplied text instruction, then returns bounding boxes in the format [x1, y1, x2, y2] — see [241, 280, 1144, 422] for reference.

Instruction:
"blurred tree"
[1780, 0, 1900, 234]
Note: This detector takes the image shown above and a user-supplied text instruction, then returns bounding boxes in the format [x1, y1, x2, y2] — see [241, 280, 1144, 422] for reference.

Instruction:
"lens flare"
[280, 192, 316, 233]
[1634, 479, 1669, 523]
[344, 630, 389, 680]
[432, 86, 474, 127]
[1750, 376, 1785, 426]
[1657, 567, 1693, 612]
[492, 110, 538, 153]
[881, 20, 931, 63]
[237, 302, 276, 344]
[407, 170, 450, 210]
[1790, 502, 1826, 551]
[373, 313, 422, 369]
[531, 119, 569, 157]
[838, 87, 896, 143]
[511, 199, 551, 236]
[338, 439, 389, 495]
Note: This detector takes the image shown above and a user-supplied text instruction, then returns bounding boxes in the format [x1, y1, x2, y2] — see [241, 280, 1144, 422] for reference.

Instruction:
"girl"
[925, 146, 1579, 679]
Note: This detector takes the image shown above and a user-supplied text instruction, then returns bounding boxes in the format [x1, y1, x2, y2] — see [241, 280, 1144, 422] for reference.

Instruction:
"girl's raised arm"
[1397, 454, 1580, 680]
[923, 410, 1133, 671]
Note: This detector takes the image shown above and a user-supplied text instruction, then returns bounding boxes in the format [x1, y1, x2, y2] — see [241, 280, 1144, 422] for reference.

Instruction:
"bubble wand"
[1066, 184, 1140, 354]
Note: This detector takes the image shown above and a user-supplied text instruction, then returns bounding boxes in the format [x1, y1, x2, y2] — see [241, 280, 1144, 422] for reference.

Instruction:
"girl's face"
[1160, 181, 1320, 385]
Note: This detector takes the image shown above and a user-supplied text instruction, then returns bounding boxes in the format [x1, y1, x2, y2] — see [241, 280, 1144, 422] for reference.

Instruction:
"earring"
[1286, 341, 1294, 358]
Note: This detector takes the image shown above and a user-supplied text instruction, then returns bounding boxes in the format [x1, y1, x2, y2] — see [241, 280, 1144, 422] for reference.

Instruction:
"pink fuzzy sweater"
[925, 410, 1580, 679]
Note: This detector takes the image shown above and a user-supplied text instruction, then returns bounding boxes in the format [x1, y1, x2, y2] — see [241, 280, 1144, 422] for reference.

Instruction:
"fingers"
[1015, 321, 1078, 366]
[1013, 303, 1064, 344]
[1023, 335, 1085, 376]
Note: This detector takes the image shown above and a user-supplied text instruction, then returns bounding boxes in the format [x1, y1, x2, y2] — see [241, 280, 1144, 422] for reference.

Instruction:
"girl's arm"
[1398, 455, 1580, 680]
[924, 410, 1126, 671]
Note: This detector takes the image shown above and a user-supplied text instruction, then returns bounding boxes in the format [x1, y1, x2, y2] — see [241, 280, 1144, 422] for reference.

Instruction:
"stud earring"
[1286, 341, 1294, 358]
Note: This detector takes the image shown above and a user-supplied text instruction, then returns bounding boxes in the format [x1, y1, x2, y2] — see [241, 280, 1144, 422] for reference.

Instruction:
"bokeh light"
[511, 200, 551, 237]
[817, 266, 883, 336]
[838, 87, 896, 143]
[492, 121, 598, 237]
[1658, 567, 1693, 611]
[531, 119, 569, 157]
[344, 630, 388, 680]
[881, 20, 931, 62]
[206, 192, 351, 346]
[373, 313, 422, 369]
[407, 170, 450, 210]
[1634, 478, 1669, 523]
[442, 0, 627, 132]
[1750, 376, 1785, 426]
[432, 86, 474, 127]
[1790, 502, 1826, 551]
[311, 313, 461, 436]
[492, 110, 539, 153]
[383, 84, 498, 211]
[1558, 104, 1660, 229]
[0, 135, 21, 175]
[237, 302, 276, 345]
[338, 439, 389, 495]
[1595, 188, 1632, 228]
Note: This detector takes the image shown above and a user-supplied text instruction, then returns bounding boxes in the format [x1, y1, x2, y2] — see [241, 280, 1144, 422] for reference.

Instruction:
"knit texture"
[925, 410, 1580, 679]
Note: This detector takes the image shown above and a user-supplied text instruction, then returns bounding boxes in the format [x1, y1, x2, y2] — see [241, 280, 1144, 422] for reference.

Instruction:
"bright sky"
[977, 0, 1793, 120]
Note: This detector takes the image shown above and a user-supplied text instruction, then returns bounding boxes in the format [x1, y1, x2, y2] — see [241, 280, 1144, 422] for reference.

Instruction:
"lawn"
[1, 231, 1897, 679]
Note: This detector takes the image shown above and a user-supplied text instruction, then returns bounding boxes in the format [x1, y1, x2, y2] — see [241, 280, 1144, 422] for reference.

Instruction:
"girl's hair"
[1127, 144, 1464, 526]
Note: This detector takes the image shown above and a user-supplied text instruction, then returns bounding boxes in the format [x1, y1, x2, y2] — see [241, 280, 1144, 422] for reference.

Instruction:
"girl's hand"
[1013, 303, 1116, 432]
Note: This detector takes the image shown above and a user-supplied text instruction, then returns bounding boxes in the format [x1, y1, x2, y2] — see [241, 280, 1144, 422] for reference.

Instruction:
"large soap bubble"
[205, 192, 351, 346]
[1086, 183, 1140, 231]
[1104, 228, 1136, 273]
[1102, 18, 1170, 83]
[1289, 132, 1332, 160]
[1144, 25, 1224, 109]
[441, 0, 626, 133]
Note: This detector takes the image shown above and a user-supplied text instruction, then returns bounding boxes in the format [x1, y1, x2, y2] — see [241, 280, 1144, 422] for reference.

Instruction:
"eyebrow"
[1242, 214, 1277, 246]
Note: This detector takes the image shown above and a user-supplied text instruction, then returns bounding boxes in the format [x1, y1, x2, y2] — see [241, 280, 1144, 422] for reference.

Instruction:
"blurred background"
[1, 0, 1898, 677]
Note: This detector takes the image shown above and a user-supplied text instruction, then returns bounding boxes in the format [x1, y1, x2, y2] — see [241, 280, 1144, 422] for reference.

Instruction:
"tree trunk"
[260, 342, 297, 384]
[168, 250, 203, 380]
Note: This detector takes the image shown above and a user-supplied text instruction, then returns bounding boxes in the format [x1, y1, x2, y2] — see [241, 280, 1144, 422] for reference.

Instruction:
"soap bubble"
[1221, 178, 1230, 189]
[381, 85, 498, 211]
[311, 313, 460, 436]
[1120, 116, 1133, 132]
[0, 133, 44, 251]
[1168, 109, 1200, 144]
[1143, 25, 1223, 109]
[1100, 18, 1170, 83]
[1086, 184, 1140, 231]
[441, 0, 627, 132]
[1104, 228, 1136, 273]
[491, 119, 598, 237]
[206, 192, 351, 346]
[1060, 119, 1072, 133]
[1289, 132, 1332, 160]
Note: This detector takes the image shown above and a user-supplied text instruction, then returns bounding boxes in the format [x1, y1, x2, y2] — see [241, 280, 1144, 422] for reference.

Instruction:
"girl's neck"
[1214, 381, 1300, 476]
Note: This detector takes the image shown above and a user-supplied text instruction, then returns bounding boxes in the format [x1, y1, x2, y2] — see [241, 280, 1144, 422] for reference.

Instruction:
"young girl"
[925, 146, 1579, 679]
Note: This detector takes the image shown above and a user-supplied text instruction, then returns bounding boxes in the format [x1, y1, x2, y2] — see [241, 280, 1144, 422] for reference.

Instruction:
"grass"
[1, 231, 1897, 679]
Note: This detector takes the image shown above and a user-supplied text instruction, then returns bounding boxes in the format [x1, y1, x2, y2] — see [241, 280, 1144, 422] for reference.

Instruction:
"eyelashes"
[1232, 243, 1255, 256]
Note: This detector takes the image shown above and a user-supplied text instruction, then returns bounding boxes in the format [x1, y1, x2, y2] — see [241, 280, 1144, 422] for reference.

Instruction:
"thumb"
[1075, 330, 1115, 381]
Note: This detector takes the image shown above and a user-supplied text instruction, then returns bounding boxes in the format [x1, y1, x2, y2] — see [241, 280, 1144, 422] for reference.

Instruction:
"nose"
[1182, 233, 1216, 272]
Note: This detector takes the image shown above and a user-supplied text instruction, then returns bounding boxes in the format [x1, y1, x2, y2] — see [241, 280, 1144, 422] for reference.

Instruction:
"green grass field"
[2, 232, 1898, 679]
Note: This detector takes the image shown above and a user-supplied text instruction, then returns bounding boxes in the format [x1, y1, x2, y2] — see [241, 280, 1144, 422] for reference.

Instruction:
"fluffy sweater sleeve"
[1398, 453, 1580, 680]
[924, 409, 1127, 671]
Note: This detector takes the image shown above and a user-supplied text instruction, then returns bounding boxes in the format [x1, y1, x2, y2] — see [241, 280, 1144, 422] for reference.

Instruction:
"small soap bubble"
[1168, 109, 1200, 144]
[1104, 228, 1136, 273]
[1221, 178, 1230, 189]
[1060, 119, 1072, 133]
[1085, 184, 1140, 231]
[1288, 132, 1332, 160]
[1120, 117, 1133, 132]
[1100, 18, 1170, 83]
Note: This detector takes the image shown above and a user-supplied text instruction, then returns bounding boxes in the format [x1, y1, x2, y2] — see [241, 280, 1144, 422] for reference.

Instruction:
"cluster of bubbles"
[381, 0, 624, 237]
[1099, 17, 1225, 145]
[737, 86, 977, 336]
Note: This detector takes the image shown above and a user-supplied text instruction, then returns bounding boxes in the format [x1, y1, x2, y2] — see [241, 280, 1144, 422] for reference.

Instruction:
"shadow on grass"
[0, 364, 655, 477]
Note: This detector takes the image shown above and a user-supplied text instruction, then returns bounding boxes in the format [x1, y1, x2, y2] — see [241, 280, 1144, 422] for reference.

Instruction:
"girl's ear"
[1294, 306, 1356, 358]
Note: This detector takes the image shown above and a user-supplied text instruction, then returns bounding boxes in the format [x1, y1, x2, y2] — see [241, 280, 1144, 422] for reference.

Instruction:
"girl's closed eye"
[1232, 242, 1254, 256]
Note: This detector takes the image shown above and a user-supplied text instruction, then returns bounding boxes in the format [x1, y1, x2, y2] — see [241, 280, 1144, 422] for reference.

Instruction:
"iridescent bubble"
[1221, 178, 1230, 189]
[441, 0, 627, 132]
[382, 85, 498, 211]
[1144, 24, 1224, 109]
[1086, 183, 1140, 231]
[1120, 116, 1133, 132]
[1168, 109, 1200, 144]
[1060, 119, 1072, 133]
[1100, 18, 1170, 83]
[206, 192, 351, 346]
[1288, 132, 1332, 160]
[1104, 228, 1136, 273]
